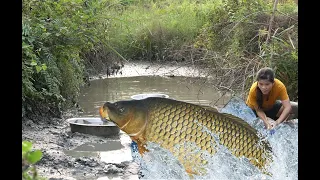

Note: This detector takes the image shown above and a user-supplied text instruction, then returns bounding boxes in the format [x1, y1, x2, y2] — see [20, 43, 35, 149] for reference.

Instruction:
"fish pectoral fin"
[131, 137, 149, 155]
[186, 168, 198, 175]
[138, 143, 149, 155]
[185, 167, 199, 179]
[261, 167, 272, 177]
[184, 162, 208, 178]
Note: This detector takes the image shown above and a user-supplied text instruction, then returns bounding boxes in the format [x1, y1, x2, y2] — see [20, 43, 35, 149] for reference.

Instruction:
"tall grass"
[106, 0, 222, 61]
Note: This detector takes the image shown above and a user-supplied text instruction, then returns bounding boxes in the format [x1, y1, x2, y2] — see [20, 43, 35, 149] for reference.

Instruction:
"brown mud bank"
[22, 109, 140, 180]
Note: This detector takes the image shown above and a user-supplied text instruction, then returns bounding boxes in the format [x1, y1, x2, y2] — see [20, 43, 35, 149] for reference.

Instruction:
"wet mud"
[22, 109, 140, 180]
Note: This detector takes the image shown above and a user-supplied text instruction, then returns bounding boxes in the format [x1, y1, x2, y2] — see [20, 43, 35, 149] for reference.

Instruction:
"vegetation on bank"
[22, 0, 298, 119]
[22, 141, 45, 180]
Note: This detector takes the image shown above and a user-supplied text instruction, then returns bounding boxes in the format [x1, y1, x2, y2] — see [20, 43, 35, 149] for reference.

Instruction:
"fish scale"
[100, 97, 273, 176]
[149, 98, 270, 173]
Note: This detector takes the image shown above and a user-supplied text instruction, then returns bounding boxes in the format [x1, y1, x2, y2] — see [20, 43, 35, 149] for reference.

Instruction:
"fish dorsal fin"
[200, 105, 219, 112]
[219, 112, 258, 134]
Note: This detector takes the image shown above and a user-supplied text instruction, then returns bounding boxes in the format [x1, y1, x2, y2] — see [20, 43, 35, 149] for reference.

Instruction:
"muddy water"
[78, 75, 231, 117]
[73, 75, 230, 159]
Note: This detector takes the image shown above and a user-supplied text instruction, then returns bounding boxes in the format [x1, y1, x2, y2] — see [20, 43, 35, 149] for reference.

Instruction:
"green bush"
[22, 0, 124, 118]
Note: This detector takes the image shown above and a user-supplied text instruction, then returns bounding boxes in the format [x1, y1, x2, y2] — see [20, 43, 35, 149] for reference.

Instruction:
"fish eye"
[113, 102, 125, 113]
[119, 107, 125, 113]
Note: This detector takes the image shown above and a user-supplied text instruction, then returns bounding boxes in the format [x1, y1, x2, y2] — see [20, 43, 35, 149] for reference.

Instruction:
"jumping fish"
[99, 97, 273, 176]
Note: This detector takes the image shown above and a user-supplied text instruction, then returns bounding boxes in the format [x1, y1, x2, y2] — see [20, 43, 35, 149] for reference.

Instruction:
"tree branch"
[266, 0, 279, 43]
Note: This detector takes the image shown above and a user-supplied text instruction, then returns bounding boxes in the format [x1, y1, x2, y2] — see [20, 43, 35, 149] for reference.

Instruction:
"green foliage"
[22, 0, 122, 117]
[22, 141, 46, 180]
[22, 0, 298, 118]
[195, 0, 270, 55]
[193, 0, 298, 100]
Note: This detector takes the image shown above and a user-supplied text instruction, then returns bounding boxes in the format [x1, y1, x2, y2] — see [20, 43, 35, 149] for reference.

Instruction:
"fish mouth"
[99, 105, 110, 121]
[100, 102, 118, 122]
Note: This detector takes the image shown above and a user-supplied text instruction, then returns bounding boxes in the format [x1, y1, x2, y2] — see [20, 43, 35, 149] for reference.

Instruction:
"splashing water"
[131, 97, 298, 180]
[133, 142, 190, 179]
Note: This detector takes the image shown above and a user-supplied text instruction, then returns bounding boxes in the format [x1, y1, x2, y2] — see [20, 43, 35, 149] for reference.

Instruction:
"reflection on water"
[78, 76, 231, 117]
[72, 142, 124, 151]
[64, 141, 124, 157]
[64, 132, 133, 164]
[73, 119, 110, 125]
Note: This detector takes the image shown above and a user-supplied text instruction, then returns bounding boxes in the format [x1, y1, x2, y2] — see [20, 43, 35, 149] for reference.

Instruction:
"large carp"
[99, 97, 272, 176]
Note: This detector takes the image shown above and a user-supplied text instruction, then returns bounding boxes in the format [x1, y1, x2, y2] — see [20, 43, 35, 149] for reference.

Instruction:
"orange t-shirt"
[246, 78, 289, 110]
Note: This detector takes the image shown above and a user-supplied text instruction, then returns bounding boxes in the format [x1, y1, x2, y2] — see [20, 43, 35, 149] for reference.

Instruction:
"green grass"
[104, 0, 222, 60]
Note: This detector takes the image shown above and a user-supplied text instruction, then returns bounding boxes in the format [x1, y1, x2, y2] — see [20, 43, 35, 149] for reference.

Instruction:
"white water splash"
[132, 141, 270, 180]
[266, 123, 298, 180]
[132, 143, 190, 180]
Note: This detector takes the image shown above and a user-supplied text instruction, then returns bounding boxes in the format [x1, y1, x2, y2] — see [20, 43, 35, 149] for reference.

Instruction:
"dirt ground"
[22, 108, 140, 180]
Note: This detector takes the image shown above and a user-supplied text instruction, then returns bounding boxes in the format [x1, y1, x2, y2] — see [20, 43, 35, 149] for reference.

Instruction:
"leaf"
[42, 64, 47, 71]
[30, 60, 37, 66]
[22, 171, 32, 180]
[43, 32, 51, 37]
[36, 66, 42, 73]
[26, 150, 42, 164]
[22, 141, 32, 154]
[38, 24, 45, 29]
[22, 44, 31, 49]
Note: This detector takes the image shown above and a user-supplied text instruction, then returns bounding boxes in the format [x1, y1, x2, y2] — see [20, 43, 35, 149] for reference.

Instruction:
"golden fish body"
[100, 97, 272, 176]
